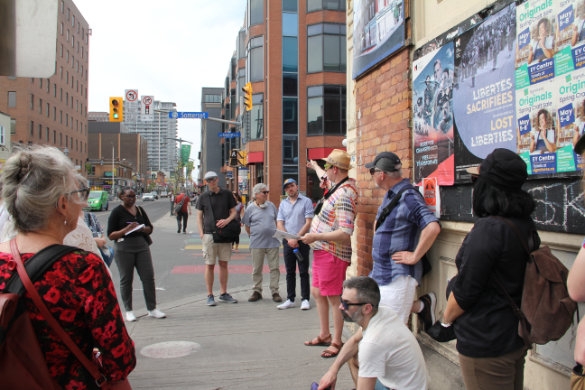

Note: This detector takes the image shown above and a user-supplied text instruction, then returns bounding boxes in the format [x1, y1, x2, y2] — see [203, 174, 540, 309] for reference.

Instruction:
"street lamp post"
[111, 142, 115, 196]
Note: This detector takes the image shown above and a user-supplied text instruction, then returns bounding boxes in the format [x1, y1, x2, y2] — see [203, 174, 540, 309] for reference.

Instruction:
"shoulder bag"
[205, 193, 241, 243]
[173, 194, 187, 214]
[375, 185, 432, 277]
[136, 206, 153, 246]
[7, 240, 132, 389]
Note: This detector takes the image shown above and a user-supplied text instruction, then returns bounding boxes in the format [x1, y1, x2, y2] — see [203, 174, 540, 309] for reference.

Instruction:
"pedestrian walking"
[443, 149, 538, 390]
[300, 149, 358, 359]
[276, 178, 314, 310]
[197, 171, 239, 306]
[107, 186, 166, 322]
[243, 183, 282, 302]
[0, 147, 136, 388]
[169, 190, 175, 216]
[174, 188, 192, 234]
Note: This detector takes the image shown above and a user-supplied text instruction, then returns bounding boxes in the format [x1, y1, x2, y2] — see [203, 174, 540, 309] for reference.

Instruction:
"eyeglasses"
[68, 187, 90, 201]
[369, 168, 382, 175]
[206, 177, 218, 182]
[261, 191, 269, 194]
[124, 194, 136, 199]
[339, 295, 369, 311]
[324, 164, 333, 171]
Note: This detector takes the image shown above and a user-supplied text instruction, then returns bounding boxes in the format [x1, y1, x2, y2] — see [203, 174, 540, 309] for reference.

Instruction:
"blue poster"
[555, 0, 585, 75]
[453, 3, 517, 177]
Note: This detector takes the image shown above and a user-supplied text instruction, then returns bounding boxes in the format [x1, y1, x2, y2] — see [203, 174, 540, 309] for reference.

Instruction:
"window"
[82, 28, 84, 39]
[67, 8, 69, 20]
[247, 37, 264, 83]
[60, 88, 63, 101]
[38, 124, 42, 139]
[60, 45, 63, 57]
[60, 133, 62, 146]
[81, 65, 83, 78]
[283, 74, 298, 96]
[238, 30, 246, 59]
[307, 23, 346, 73]
[72, 36, 74, 48]
[66, 114, 68, 126]
[46, 127, 49, 142]
[76, 80, 78, 92]
[307, 85, 346, 135]
[77, 41, 79, 53]
[8, 92, 16, 107]
[249, 0, 263, 26]
[39, 98, 42, 114]
[60, 66, 63, 79]
[9, 119, 15, 135]
[66, 71, 69, 83]
[283, 0, 297, 12]
[46, 79, 49, 93]
[39, 78, 42, 88]
[282, 13, 298, 36]
[77, 22, 80, 33]
[53, 130, 56, 144]
[60, 22, 63, 35]
[66, 50, 69, 62]
[30, 94, 34, 109]
[46, 103, 49, 117]
[283, 98, 298, 134]
[71, 56, 74, 68]
[61, 1, 63, 13]
[66, 92, 68, 104]
[67, 30, 69, 41]
[283, 134, 299, 164]
[204, 95, 222, 103]
[0, 124, 4, 145]
[60, 110, 62, 123]
[307, 0, 345, 12]
[30, 121, 34, 136]
[66, 135, 68, 148]
[72, 15, 75, 27]
[250, 94, 264, 140]
[53, 107, 56, 120]
[283, 37, 298, 72]
[76, 139, 78, 151]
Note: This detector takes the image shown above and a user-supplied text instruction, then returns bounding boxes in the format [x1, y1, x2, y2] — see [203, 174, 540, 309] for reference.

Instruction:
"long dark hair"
[472, 177, 535, 218]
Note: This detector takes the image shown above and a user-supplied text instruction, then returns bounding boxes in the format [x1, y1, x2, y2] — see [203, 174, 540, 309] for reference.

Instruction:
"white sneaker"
[125, 311, 137, 322]
[301, 299, 311, 310]
[277, 299, 296, 310]
[148, 309, 166, 319]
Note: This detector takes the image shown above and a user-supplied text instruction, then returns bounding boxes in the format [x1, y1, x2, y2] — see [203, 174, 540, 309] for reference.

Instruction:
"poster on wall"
[452, 3, 518, 180]
[515, 0, 557, 89]
[516, 78, 557, 174]
[353, 0, 405, 79]
[555, 0, 585, 75]
[412, 42, 455, 185]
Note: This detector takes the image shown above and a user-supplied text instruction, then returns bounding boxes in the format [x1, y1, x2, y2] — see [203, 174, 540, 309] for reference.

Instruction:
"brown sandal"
[304, 334, 332, 346]
[321, 342, 343, 358]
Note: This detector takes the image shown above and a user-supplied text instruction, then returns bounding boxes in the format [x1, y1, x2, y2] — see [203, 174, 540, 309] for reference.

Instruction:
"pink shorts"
[312, 250, 349, 296]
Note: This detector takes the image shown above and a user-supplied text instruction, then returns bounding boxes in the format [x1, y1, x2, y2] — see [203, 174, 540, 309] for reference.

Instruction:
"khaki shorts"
[202, 234, 232, 265]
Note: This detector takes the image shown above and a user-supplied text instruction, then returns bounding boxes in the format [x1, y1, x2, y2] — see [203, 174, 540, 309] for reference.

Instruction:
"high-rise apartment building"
[88, 111, 109, 122]
[0, 0, 90, 167]
[122, 97, 178, 173]
[219, 0, 347, 205]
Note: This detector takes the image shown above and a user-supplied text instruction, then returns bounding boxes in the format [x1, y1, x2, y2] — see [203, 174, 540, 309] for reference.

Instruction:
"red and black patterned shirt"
[0, 250, 136, 389]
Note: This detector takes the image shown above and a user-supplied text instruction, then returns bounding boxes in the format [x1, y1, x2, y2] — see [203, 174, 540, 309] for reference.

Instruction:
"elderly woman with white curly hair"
[0, 146, 135, 388]
[242, 183, 282, 302]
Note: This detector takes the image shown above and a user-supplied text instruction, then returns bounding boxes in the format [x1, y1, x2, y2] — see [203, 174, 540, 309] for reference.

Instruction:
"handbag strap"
[10, 239, 109, 388]
[375, 186, 412, 232]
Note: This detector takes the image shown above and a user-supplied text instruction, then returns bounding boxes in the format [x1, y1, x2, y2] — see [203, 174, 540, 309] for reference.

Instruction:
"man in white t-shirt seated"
[317, 276, 427, 390]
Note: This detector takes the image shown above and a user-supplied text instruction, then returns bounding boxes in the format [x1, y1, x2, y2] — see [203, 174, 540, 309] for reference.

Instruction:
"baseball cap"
[204, 171, 218, 180]
[466, 148, 527, 191]
[283, 178, 297, 190]
[365, 152, 402, 172]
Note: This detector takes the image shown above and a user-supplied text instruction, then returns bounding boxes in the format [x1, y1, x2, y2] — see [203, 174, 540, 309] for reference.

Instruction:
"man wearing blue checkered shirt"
[277, 179, 314, 310]
[365, 152, 441, 331]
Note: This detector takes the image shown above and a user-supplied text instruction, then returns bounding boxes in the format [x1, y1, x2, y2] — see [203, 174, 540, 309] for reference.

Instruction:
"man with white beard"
[365, 152, 441, 330]
[242, 183, 282, 303]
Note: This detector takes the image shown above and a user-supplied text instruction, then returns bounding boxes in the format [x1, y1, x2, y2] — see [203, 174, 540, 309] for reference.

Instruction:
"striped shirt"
[309, 179, 358, 262]
[370, 179, 439, 285]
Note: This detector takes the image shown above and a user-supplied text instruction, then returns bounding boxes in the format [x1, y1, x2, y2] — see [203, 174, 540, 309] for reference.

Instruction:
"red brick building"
[0, 0, 90, 168]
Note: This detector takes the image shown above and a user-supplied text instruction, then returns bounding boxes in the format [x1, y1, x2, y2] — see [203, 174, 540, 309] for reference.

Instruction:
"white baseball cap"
[204, 171, 218, 180]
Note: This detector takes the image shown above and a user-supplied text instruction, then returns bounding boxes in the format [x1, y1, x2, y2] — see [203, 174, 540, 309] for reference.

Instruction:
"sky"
[74, 0, 247, 179]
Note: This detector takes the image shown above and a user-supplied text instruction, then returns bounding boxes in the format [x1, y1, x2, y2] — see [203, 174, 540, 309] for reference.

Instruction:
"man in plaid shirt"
[301, 149, 357, 359]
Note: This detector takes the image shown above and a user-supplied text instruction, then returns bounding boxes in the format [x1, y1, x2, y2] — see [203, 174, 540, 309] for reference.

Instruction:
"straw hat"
[322, 149, 353, 170]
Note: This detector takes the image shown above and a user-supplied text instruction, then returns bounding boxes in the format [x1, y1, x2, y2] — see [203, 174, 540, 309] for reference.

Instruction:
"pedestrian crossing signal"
[109, 97, 123, 122]
[242, 83, 252, 112]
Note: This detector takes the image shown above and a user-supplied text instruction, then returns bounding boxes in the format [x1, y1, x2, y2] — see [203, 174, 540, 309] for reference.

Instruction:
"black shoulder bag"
[136, 206, 153, 246]
[313, 177, 350, 217]
[375, 186, 432, 277]
[205, 193, 241, 243]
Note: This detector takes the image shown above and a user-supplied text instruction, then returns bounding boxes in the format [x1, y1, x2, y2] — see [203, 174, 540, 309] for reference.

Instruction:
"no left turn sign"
[126, 90, 138, 102]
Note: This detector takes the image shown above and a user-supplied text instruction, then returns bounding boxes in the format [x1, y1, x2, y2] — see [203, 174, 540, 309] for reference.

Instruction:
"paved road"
[92, 198, 288, 312]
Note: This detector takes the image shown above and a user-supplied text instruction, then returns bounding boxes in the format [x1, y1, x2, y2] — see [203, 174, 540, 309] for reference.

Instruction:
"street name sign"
[169, 112, 208, 119]
[218, 133, 241, 138]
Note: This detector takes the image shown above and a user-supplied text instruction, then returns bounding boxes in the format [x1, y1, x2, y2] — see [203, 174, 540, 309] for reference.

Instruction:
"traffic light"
[109, 97, 123, 122]
[229, 149, 239, 167]
[242, 83, 252, 111]
[238, 150, 247, 166]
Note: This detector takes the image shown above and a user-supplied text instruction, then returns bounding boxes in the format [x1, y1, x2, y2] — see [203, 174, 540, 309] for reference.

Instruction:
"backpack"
[493, 217, 578, 348]
[173, 194, 187, 213]
[0, 244, 77, 390]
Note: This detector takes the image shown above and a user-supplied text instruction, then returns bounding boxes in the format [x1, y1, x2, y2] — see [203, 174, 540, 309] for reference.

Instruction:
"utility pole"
[111, 142, 115, 196]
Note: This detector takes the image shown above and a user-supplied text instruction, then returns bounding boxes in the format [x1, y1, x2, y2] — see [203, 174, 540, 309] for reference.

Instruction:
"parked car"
[160, 191, 168, 198]
[86, 191, 109, 211]
[151, 191, 159, 200]
[142, 193, 156, 201]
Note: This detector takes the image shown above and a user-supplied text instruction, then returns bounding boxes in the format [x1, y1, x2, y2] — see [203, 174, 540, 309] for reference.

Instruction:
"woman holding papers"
[108, 186, 165, 322]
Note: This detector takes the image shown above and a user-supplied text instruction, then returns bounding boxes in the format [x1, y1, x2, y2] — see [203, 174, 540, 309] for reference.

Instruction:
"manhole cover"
[140, 341, 201, 359]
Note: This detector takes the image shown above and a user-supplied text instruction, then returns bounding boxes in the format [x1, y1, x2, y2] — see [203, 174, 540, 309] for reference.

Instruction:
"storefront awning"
[247, 151, 264, 163]
[307, 148, 346, 160]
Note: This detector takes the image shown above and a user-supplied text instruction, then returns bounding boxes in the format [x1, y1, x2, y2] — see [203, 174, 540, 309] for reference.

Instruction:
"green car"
[87, 191, 109, 211]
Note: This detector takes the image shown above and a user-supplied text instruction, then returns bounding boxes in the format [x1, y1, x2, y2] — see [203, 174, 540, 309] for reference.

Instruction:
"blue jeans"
[375, 379, 391, 390]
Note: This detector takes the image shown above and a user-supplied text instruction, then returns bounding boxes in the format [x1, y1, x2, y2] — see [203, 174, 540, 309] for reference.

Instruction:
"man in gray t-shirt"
[242, 183, 282, 303]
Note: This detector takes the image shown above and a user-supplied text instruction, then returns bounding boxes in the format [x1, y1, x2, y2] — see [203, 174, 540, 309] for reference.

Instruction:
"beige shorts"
[202, 234, 232, 265]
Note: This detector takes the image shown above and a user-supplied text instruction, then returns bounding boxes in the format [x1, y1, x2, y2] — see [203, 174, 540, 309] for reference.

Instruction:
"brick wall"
[354, 48, 411, 276]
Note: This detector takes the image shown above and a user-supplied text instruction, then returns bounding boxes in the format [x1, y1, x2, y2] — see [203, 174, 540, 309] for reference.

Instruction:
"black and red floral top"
[0, 250, 136, 389]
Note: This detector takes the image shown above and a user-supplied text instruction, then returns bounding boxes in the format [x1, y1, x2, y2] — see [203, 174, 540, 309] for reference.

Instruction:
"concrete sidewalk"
[123, 210, 355, 390]
[125, 284, 355, 390]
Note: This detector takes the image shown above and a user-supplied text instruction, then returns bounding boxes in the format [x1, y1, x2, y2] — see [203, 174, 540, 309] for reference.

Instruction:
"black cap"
[365, 152, 402, 172]
[470, 148, 528, 191]
[576, 133, 585, 155]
